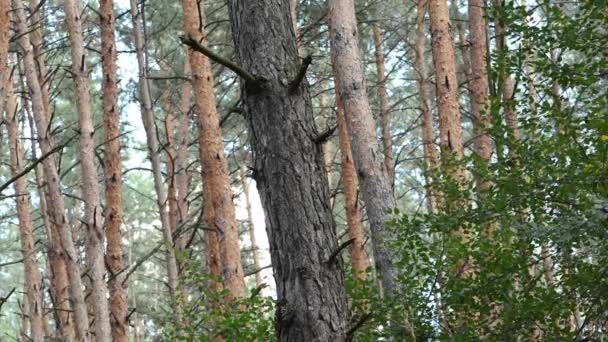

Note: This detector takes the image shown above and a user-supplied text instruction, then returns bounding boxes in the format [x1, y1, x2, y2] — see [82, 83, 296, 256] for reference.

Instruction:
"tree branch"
[179, 35, 257, 83]
[326, 238, 355, 265]
[289, 55, 313, 93]
[314, 124, 337, 144]
[0, 134, 77, 196]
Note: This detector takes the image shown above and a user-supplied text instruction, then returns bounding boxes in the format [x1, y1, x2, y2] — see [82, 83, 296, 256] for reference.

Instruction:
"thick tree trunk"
[468, 0, 493, 197]
[100, 0, 128, 340]
[414, 0, 439, 213]
[332, 72, 369, 279]
[372, 23, 395, 189]
[329, 0, 398, 296]
[63, 0, 112, 339]
[182, 0, 246, 299]
[227, 0, 349, 339]
[12, 1, 91, 339]
[3, 75, 45, 342]
[129, 0, 181, 315]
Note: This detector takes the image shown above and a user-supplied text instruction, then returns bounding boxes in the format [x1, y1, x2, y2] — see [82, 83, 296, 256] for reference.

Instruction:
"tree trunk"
[12, 1, 91, 339]
[372, 22, 395, 189]
[332, 70, 369, 279]
[129, 0, 181, 315]
[428, 0, 465, 182]
[25, 101, 74, 341]
[63, 0, 112, 339]
[3, 73, 45, 342]
[414, 0, 439, 213]
[27, 0, 51, 114]
[227, 0, 349, 339]
[182, 0, 246, 299]
[468, 0, 493, 197]
[238, 152, 262, 288]
[329, 0, 398, 296]
[0, 0, 7, 103]
[100, 0, 128, 339]
[177, 59, 191, 238]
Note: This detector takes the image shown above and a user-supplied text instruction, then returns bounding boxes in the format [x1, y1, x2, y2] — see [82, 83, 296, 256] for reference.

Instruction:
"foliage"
[162, 258, 276, 341]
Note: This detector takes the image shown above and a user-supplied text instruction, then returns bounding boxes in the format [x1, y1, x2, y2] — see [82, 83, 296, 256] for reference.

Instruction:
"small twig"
[289, 55, 312, 93]
[326, 238, 356, 265]
[179, 35, 257, 83]
[314, 124, 337, 144]
[245, 264, 272, 277]
[346, 312, 372, 337]
[0, 288, 17, 312]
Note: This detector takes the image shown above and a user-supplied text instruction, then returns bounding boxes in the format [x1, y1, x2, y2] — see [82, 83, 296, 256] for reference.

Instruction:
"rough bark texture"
[12, 1, 91, 339]
[238, 155, 262, 288]
[468, 0, 493, 197]
[0, 0, 7, 103]
[25, 104, 74, 341]
[100, 0, 128, 339]
[3, 75, 45, 342]
[329, 0, 398, 296]
[27, 0, 51, 114]
[228, 0, 349, 339]
[182, 0, 246, 298]
[372, 22, 395, 189]
[129, 0, 181, 315]
[63, 0, 112, 339]
[415, 0, 439, 213]
[428, 0, 465, 176]
[332, 72, 369, 279]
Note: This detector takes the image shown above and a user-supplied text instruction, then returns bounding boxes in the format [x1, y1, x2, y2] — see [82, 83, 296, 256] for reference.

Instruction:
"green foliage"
[162, 258, 276, 341]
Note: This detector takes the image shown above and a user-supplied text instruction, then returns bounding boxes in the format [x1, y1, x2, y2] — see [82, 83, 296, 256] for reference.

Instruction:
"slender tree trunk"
[468, 0, 493, 197]
[332, 71, 369, 279]
[3, 75, 45, 342]
[12, 1, 91, 339]
[238, 152, 262, 288]
[164, 87, 179, 236]
[428, 0, 465, 182]
[414, 0, 439, 213]
[129, 0, 181, 315]
[329, 0, 398, 296]
[227, 0, 349, 339]
[290, 0, 298, 42]
[0, 0, 7, 103]
[63, 1, 112, 339]
[100, 0, 128, 339]
[177, 59, 191, 237]
[372, 23, 395, 189]
[182, 0, 246, 299]
[25, 102, 74, 341]
[27, 0, 51, 114]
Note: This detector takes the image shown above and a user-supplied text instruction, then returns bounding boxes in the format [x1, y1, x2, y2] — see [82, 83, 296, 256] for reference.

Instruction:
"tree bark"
[129, 0, 181, 316]
[372, 22, 395, 189]
[414, 0, 439, 213]
[12, 1, 91, 339]
[3, 72, 45, 342]
[63, 0, 112, 339]
[468, 0, 493, 197]
[182, 0, 246, 299]
[100, 0, 128, 339]
[227, 0, 349, 339]
[332, 70, 369, 279]
[25, 98, 74, 341]
[428, 0, 465, 182]
[329, 0, 398, 296]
